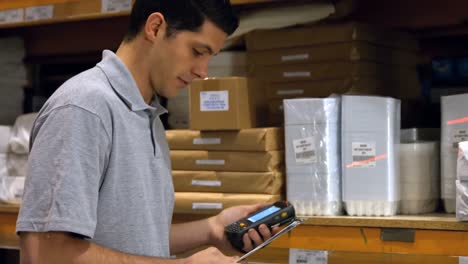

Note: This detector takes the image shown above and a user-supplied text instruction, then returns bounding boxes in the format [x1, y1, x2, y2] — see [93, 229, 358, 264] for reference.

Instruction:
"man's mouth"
[178, 77, 189, 86]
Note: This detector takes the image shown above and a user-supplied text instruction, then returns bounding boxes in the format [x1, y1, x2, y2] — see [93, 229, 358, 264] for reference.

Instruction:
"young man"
[16, 1, 275, 263]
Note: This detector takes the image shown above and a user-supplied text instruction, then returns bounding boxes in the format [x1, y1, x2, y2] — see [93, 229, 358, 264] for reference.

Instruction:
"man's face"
[150, 20, 227, 98]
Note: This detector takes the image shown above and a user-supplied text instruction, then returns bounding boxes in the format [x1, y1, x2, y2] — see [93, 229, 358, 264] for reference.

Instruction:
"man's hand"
[183, 247, 241, 264]
[208, 203, 280, 253]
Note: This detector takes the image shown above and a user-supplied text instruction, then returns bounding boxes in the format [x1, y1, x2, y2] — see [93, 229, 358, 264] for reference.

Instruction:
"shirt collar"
[96, 50, 168, 116]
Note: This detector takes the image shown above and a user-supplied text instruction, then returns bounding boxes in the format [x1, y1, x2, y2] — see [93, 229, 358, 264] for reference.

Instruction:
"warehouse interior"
[1, 0, 468, 263]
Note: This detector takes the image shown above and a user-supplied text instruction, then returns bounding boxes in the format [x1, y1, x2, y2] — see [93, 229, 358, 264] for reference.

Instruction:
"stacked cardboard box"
[189, 77, 267, 130]
[167, 128, 284, 214]
[246, 22, 421, 125]
[167, 52, 248, 129]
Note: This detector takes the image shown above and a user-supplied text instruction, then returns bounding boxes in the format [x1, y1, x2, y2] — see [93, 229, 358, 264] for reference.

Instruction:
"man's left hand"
[208, 203, 279, 253]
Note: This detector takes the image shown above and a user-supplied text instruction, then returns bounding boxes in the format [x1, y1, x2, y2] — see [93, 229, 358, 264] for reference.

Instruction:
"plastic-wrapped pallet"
[456, 141, 468, 221]
[284, 98, 342, 216]
[9, 113, 38, 154]
[0, 153, 6, 177]
[342, 95, 400, 216]
[441, 93, 468, 213]
[400, 141, 439, 214]
[6, 153, 28, 176]
[0, 176, 25, 205]
[0, 126, 12, 177]
[0, 126, 11, 154]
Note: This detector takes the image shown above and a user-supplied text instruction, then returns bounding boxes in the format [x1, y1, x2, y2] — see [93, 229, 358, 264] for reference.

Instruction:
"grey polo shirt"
[16, 50, 175, 258]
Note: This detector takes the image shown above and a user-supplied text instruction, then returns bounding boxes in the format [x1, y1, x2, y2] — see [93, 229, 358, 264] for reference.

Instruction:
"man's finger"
[242, 232, 253, 252]
[258, 224, 272, 240]
[248, 228, 263, 247]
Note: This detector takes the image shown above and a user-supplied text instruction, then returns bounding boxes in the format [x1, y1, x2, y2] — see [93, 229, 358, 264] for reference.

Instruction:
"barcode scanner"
[225, 201, 296, 252]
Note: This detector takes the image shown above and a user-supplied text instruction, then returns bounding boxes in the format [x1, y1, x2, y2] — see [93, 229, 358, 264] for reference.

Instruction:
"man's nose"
[193, 60, 209, 79]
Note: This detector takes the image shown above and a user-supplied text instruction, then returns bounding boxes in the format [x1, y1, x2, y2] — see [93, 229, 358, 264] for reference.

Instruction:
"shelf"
[3, 204, 468, 256]
[0, 0, 283, 29]
[302, 213, 468, 231]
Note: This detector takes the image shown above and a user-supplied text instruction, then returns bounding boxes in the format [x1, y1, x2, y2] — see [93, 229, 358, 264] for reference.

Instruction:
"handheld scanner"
[225, 201, 296, 251]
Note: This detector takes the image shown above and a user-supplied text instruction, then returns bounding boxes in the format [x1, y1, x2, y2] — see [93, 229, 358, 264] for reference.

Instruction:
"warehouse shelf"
[0, 0, 283, 29]
[2, 205, 468, 258]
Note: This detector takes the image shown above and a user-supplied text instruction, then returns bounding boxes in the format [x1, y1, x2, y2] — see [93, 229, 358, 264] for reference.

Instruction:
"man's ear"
[144, 12, 166, 42]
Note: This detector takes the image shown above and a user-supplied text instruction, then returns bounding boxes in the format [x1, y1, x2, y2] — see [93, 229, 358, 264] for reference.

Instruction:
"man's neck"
[115, 41, 154, 104]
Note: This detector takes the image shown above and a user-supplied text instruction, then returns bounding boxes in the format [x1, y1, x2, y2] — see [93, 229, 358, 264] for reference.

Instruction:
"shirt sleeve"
[16, 105, 111, 239]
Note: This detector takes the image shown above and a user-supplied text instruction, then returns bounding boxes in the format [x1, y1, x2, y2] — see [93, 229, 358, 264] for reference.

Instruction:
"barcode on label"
[353, 155, 375, 162]
[296, 151, 315, 160]
[277, 89, 304, 95]
[289, 249, 328, 264]
[192, 203, 223, 210]
[453, 129, 468, 149]
[281, 53, 309, 62]
[102, 0, 132, 13]
[293, 137, 316, 164]
[191, 180, 221, 187]
[195, 160, 225, 165]
[283, 71, 311, 78]
[0, 9, 24, 24]
[193, 138, 221, 145]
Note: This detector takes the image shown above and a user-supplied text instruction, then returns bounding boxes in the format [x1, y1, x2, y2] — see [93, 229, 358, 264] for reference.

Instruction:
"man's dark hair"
[124, 0, 239, 42]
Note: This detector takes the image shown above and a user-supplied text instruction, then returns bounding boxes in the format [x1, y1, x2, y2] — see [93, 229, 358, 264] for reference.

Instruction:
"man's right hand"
[184, 247, 242, 264]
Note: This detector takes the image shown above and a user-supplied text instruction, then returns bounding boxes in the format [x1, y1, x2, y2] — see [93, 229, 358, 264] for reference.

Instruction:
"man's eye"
[192, 49, 203, 57]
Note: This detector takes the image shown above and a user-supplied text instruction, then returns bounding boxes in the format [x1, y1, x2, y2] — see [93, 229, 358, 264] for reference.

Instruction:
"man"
[16, 1, 275, 263]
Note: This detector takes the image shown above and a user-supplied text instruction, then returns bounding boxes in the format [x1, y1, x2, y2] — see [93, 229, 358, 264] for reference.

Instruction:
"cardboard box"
[264, 77, 383, 100]
[251, 62, 417, 83]
[174, 192, 281, 214]
[209, 51, 247, 67]
[248, 42, 420, 66]
[166, 127, 284, 151]
[263, 75, 421, 100]
[52, 1, 101, 19]
[189, 77, 267, 130]
[246, 23, 419, 51]
[21, 0, 133, 22]
[172, 170, 284, 194]
[170, 150, 284, 172]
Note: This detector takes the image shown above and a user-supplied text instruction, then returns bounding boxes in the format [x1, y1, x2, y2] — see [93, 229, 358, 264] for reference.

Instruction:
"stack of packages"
[0, 113, 37, 205]
[441, 93, 468, 213]
[168, 77, 284, 215]
[341, 96, 401, 216]
[246, 22, 420, 126]
[0, 37, 26, 124]
[167, 52, 248, 129]
[0, 126, 11, 178]
[283, 95, 402, 217]
[456, 141, 468, 221]
[283, 98, 342, 216]
[399, 128, 440, 214]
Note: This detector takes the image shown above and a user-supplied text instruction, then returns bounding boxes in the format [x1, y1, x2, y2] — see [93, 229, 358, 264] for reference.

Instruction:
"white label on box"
[196, 159, 225, 165]
[459, 257, 468, 264]
[192, 203, 223, 210]
[25, 5, 53, 21]
[453, 129, 468, 149]
[293, 137, 316, 164]
[0, 9, 24, 24]
[283, 72, 311, 78]
[277, 89, 304, 95]
[102, 0, 132, 13]
[193, 138, 221, 145]
[191, 180, 222, 187]
[282, 53, 309, 62]
[289, 249, 328, 264]
[351, 142, 376, 168]
[200, 91, 229, 112]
